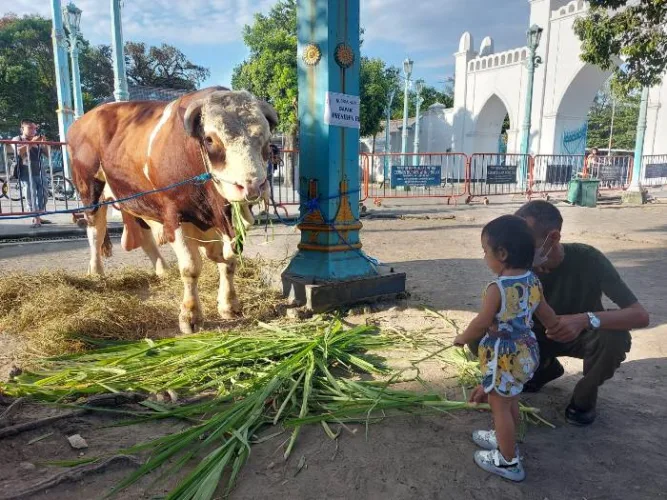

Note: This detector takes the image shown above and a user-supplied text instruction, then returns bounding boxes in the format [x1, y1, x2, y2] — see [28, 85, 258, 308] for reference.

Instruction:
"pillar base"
[622, 189, 647, 205]
[282, 266, 406, 313]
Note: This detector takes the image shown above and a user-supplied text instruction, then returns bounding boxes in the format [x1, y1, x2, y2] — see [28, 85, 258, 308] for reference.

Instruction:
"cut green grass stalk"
[2, 319, 550, 500]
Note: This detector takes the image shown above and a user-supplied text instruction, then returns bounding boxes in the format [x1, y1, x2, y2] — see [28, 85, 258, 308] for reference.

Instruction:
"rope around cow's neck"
[197, 142, 264, 205]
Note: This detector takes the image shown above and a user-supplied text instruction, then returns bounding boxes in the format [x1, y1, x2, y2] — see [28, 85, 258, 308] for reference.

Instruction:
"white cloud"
[6, 0, 275, 45]
[361, 0, 528, 54]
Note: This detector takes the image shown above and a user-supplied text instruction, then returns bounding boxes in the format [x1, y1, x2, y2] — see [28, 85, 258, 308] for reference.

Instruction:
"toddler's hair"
[482, 215, 535, 269]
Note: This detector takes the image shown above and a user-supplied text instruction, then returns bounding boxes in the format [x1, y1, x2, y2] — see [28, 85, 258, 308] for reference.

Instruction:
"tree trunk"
[284, 128, 297, 188]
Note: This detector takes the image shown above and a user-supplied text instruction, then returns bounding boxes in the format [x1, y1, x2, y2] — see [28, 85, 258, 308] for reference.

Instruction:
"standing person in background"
[12, 119, 50, 227]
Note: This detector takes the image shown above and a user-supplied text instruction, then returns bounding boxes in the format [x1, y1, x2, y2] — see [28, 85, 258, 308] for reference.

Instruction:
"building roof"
[101, 85, 190, 104]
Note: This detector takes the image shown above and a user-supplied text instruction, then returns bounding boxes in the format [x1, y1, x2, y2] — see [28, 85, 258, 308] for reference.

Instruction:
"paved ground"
[0, 194, 666, 499]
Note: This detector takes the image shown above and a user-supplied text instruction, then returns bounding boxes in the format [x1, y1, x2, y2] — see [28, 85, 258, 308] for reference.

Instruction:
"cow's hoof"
[219, 300, 242, 320]
[179, 306, 202, 334]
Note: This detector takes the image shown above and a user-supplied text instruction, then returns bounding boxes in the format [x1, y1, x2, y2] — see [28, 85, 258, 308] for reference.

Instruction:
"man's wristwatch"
[586, 312, 601, 330]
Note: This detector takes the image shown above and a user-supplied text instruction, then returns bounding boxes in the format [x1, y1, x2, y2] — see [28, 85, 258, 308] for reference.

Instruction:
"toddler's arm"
[454, 284, 501, 346]
[535, 299, 559, 331]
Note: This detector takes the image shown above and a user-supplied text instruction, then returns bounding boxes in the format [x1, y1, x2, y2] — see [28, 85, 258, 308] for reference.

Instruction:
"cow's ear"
[184, 99, 205, 137]
[257, 100, 278, 132]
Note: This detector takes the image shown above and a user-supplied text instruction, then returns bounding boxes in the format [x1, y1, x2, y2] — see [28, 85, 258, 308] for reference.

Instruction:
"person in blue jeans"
[12, 119, 50, 227]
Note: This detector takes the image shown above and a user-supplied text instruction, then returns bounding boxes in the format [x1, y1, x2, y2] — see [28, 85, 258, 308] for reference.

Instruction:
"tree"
[359, 57, 399, 152]
[125, 42, 210, 91]
[0, 14, 57, 137]
[231, 0, 298, 184]
[586, 85, 639, 150]
[390, 84, 454, 120]
[0, 13, 210, 140]
[78, 42, 114, 110]
[574, 0, 667, 91]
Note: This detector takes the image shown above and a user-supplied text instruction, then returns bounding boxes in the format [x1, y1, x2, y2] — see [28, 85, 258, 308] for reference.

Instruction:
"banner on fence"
[486, 164, 517, 184]
[598, 163, 626, 182]
[391, 165, 441, 188]
[645, 163, 667, 179]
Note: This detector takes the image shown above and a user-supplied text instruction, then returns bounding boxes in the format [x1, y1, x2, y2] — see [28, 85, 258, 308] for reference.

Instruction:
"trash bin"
[567, 179, 581, 204]
[567, 178, 600, 207]
[579, 178, 600, 208]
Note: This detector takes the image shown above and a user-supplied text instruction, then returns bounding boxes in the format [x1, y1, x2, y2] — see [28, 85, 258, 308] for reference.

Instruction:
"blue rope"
[0, 173, 212, 220]
[268, 187, 385, 268]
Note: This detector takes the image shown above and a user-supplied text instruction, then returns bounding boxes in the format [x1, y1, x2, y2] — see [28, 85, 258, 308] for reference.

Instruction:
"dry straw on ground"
[0, 258, 284, 356]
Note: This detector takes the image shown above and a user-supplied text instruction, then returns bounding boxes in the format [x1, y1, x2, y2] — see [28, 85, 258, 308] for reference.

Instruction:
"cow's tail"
[101, 231, 113, 258]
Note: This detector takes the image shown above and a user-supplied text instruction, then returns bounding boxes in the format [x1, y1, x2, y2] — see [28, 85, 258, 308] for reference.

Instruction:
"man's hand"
[468, 384, 488, 404]
[546, 313, 588, 343]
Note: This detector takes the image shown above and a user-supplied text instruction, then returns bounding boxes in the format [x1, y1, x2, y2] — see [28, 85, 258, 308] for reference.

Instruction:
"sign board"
[486, 164, 517, 185]
[545, 164, 574, 184]
[598, 163, 626, 182]
[391, 165, 441, 188]
[324, 92, 360, 129]
[645, 163, 667, 179]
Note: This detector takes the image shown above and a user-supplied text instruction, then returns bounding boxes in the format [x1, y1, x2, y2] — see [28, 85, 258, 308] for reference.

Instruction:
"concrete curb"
[0, 223, 124, 241]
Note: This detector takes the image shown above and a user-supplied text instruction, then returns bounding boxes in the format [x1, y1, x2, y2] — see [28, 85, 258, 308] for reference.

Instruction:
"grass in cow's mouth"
[0, 257, 284, 357]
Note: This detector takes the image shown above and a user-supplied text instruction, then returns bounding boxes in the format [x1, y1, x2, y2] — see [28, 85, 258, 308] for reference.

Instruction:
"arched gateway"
[442, 0, 666, 156]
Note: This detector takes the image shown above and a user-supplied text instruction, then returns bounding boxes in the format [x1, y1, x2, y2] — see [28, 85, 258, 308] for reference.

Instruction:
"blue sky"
[7, 0, 530, 91]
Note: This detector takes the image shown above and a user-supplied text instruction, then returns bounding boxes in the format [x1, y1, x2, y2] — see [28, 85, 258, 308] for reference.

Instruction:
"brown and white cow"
[67, 86, 278, 333]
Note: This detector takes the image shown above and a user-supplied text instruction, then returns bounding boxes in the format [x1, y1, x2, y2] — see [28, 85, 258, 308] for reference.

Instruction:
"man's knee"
[598, 329, 631, 358]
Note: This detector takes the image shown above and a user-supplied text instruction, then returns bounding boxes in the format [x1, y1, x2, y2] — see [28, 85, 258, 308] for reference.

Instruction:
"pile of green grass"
[2, 319, 546, 500]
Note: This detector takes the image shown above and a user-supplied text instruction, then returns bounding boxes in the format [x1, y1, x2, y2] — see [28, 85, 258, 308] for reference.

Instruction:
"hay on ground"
[0, 258, 284, 356]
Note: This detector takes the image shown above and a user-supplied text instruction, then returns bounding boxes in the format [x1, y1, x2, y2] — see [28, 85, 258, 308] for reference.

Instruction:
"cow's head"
[183, 90, 278, 203]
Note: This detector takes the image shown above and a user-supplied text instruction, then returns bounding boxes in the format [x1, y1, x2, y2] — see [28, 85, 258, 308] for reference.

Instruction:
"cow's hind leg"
[201, 234, 241, 319]
[86, 204, 109, 275]
[171, 226, 203, 333]
[137, 219, 167, 276]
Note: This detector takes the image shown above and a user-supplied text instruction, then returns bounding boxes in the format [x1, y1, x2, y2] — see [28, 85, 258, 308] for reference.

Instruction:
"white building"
[365, 0, 667, 158]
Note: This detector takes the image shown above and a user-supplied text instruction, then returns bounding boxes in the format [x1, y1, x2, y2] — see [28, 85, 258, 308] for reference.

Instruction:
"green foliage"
[125, 42, 210, 91]
[0, 14, 57, 137]
[390, 84, 454, 120]
[574, 0, 667, 91]
[0, 13, 210, 139]
[586, 86, 639, 150]
[231, 0, 298, 135]
[359, 57, 399, 138]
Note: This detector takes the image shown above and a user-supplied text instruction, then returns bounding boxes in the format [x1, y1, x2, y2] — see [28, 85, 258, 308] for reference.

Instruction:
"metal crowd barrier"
[468, 153, 532, 202]
[0, 140, 79, 217]
[361, 152, 469, 206]
[268, 149, 300, 212]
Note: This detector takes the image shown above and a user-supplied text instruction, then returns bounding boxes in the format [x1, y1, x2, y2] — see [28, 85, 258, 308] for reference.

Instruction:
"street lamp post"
[400, 58, 413, 167]
[623, 86, 649, 204]
[63, 2, 84, 119]
[383, 88, 395, 186]
[50, 0, 75, 179]
[519, 24, 543, 188]
[412, 79, 424, 166]
[110, 0, 129, 101]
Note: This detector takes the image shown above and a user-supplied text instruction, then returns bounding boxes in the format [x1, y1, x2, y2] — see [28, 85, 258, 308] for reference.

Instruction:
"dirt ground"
[1, 197, 666, 500]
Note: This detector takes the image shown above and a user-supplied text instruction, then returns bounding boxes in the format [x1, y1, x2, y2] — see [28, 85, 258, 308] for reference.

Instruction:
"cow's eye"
[205, 136, 214, 146]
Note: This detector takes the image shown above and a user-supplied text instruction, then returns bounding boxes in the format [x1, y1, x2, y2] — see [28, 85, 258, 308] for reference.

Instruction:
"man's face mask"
[533, 235, 553, 268]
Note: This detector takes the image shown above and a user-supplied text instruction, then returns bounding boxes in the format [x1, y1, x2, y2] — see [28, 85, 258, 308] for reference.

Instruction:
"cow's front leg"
[218, 258, 241, 319]
[170, 226, 203, 333]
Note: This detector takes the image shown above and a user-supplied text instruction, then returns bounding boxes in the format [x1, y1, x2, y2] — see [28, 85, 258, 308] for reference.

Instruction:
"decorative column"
[111, 0, 129, 101]
[623, 86, 649, 204]
[412, 79, 424, 166]
[400, 58, 413, 166]
[50, 0, 75, 179]
[519, 24, 543, 189]
[63, 2, 84, 118]
[282, 0, 405, 311]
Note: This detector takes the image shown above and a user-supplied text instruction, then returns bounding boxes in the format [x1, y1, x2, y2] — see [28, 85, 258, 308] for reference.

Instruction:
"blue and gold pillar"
[282, 0, 405, 308]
